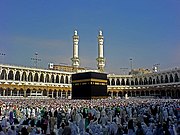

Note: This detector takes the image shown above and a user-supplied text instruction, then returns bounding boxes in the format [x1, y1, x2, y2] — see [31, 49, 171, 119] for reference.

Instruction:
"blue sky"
[0, 0, 180, 74]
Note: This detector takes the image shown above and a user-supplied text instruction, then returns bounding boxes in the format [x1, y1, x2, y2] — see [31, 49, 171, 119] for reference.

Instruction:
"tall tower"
[71, 30, 80, 70]
[96, 30, 105, 72]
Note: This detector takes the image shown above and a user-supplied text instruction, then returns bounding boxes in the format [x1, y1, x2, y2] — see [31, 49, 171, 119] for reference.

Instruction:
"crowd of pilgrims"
[0, 98, 179, 135]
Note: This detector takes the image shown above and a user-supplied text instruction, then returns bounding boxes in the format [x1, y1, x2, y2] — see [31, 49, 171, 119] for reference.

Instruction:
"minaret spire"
[96, 30, 105, 72]
[71, 30, 80, 71]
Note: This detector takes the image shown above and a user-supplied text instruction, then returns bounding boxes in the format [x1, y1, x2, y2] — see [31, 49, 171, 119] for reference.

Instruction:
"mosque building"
[0, 30, 180, 99]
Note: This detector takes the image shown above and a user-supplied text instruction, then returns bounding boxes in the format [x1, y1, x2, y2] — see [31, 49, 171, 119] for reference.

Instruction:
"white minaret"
[71, 30, 80, 70]
[96, 30, 105, 72]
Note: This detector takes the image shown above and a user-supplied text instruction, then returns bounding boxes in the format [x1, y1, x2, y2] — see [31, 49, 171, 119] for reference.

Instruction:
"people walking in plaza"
[0, 98, 179, 135]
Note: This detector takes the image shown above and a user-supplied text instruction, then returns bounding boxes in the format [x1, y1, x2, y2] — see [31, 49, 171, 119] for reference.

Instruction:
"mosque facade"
[0, 31, 180, 99]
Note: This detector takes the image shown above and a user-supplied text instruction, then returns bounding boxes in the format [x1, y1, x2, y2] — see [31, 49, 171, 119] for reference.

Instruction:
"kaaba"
[72, 72, 107, 99]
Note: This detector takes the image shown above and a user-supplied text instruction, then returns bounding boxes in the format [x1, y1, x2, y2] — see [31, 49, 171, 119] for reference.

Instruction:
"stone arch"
[139, 78, 143, 85]
[161, 75, 164, 83]
[131, 80, 134, 85]
[113, 91, 117, 97]
[126, 79, 130, 85]
[156, 76, 160, 84]
[51, 74, 55, 83]
[34, 72, 39, 82]
[128, 91, 131, 97]
[116, 79, 120, 85]
[60, 76, 64, 83]
[132, 91, 135, 97]
[150, 90, 154, 96]
[28, 72, 33, 82]
[15, 71, 20, 81]
[40, 73, 44, 82]
[11, 88, 16, 96]
[8, 70, 14, 80]
[149, 77, 152, 85]
[118, 91, 123, 97]
[5, 88, 11, 96]
[174, 73, 179, 82]
[42, 89, 47, 96]
[56, 75, 59, 83]
[135, 78, 138, 85]
[108, 91, 111, 96]
[161, 90, 166, 97]
[153, 78, 156, 84]
[121, 79, 125, 85]
[65, 76, 68, 84]
[144, 78, 148, 85]
[165, 74, 168, 83]
[111, 78, 115, 85]
[26, 89, 31, 97]
[167, 90, 171, 97]
[45, 74, 50, 83]
[19, 89, 24, 96]
[1, 69, 7, 80]
[169, 74, 173, 83]
[141, 91, 145, 96]
[136, 91, 140, 96]
[53, 89, 57, 98]
[146, 91, 149, 96]
[155, 90, 160, 97]
[21, 72, 27, 81]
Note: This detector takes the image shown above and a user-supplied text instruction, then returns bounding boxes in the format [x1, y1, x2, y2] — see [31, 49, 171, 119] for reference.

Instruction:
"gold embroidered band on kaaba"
[72, 79, 107, 83]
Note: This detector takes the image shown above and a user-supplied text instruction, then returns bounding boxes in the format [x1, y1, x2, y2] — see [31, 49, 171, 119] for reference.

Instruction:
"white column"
[120, 78, 122, 85]
[3, 90, 5, 96]
[41, 91, 43, 96]
[44, 74, 46, 83]
[13, 70, 16, 81]
[66, 92, 68, 99]
[52, 91, 54, 98]
[10, 90, 12, 96]
[17, 90, 19, 96]
[56, 91, 59, 98]
[38, 73, 40, 82]
[24, 90, 26, 97]
[111, 92, 113, 97]
[124, 78, 127, 85]
[109, 78, 112, 85]
[20, 72, 22, 81]
[61, 91, 63, 98]
[115, 78, 117, 85]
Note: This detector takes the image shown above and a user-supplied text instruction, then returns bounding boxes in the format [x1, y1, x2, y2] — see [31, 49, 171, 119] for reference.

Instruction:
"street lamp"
[129, 58, 133, 71]
[31, 52, 41, 68]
